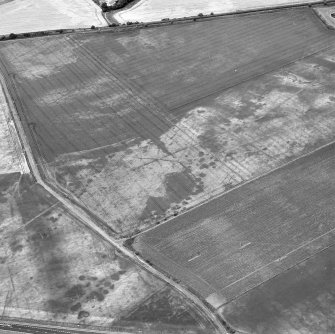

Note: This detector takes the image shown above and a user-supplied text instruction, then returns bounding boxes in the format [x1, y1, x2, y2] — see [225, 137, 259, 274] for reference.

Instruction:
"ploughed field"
[220, 244, 335, 333]
[134, 143, 335, 307]
[0, 172, 215, 333]
[1, 8, 335, 235]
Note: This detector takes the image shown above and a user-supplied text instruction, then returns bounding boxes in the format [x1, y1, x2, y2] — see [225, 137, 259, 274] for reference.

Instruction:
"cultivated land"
[112, 0, 322, 23]
[0, 172, 215, 333]
[134, 142, 335, 306]
[1, 8, 335, 236]
[0, 0, 106, 36]
[220, 245, 335, 333]
[0, 4, 335, 334]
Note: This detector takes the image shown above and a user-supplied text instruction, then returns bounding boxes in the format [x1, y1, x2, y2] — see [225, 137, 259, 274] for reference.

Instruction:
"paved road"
[0, 322, 137, 334]
[0, 61, 228, 334]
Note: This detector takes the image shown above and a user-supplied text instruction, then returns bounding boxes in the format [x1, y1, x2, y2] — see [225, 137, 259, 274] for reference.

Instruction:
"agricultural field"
[0, 81, 28, 174]
[220, 244, 335, 333]
[134, 142, 335, 305]
[0, 0, 106, 36]
[112, 0, 321, 23]
[1, 8, 335, 236]
[0, 172, 214, 333]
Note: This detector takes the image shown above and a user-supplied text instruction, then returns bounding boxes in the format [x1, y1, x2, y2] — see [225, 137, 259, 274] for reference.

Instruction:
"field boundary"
[1, 2, 335, 42]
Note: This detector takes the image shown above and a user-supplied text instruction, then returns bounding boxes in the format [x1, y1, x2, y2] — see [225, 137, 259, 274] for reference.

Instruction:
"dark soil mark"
[86, 290, 104, 302]
[78, 310, 90, 319]
[0, 172, 20, 203]
[120, 287, 202, 326]
[110, 272, 120, 281]
[139, 171, 198, 225]
[47, 272, 118, 317]
[16, 175, 57, 223]
[70, 302, 81, 312]
[65, 285, 86, 300]
[9, 239, 23, 253]
[47, 299, 72, 314]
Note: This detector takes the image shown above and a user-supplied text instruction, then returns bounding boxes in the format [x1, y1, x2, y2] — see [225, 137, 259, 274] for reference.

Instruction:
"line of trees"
[101, 0, 135, 12]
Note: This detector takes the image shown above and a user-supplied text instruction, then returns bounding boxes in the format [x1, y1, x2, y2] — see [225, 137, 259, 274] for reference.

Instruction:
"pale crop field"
[114, 0, 321, 23]
[0, 82, 28, 174]
[0, 0, 106, 35]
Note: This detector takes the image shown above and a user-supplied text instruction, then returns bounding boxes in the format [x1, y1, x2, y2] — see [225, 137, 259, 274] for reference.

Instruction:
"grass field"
[220, 245, 335, 333]
[134, 142, 335, 305]
[0, 0, 106, 36]
[1, 8, 335, 235]
[0, 172, 214, 333]
[112, 0, 322, 23]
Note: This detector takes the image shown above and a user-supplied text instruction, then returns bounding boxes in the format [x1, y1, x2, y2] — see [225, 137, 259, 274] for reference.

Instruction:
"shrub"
[91, 25, 96, 29]
[210, 12, 214, 15]
[8, 33, 17, 39]
[198, 13, 204, 17]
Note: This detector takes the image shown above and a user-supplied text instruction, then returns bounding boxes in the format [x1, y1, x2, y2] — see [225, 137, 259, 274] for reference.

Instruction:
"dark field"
[134, 143, 335, 305]
[1, 8, 335, 235]
[220, 244, 335, 334]
[0, 172, 214, 333]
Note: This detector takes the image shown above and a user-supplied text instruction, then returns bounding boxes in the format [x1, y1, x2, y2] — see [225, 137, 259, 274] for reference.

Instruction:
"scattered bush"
[8, 33, 17, 39]
[100, 0, 135, 12]
[101, 2, 108, 12]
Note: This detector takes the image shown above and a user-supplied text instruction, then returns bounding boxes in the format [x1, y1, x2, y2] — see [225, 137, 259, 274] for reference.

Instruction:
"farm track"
[0, 64, 228, 333]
